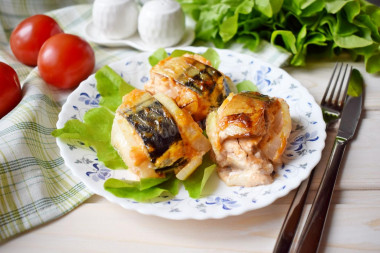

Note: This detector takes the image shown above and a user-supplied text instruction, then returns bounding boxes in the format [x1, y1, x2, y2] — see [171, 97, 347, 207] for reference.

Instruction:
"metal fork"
[273, 62, 352, 253]
[321, 63, 352, 125]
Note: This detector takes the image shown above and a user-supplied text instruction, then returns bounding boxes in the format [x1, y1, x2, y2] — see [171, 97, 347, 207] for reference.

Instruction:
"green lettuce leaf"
[195, 3, 230, 41]
[271, 30, 298, 54]
[236, 32, 261, 51]
[177, 0, 380, 74]
[148, 47, 221, 68]
[148, 48, 168, 67]
[347, 68, 364, 97]
[344, 1, 360, 22]
[333, 34, 373, 49]
[236, 80, 259, 92]
[95, 65, 135, 112]
[365, 52, 380, 73]
[52, 65, 134, 170]
[170, 49, 195, 57]
[324, 68, 363, 122]
[325, 0, 351, 14]
[220, 14, 239, 42]
[255, 0, 283, 17]
[52, 107, 126, 169]
[104, 175, 180, 202]
[201, 48, 221, 68]
[183, 153, 216, 198]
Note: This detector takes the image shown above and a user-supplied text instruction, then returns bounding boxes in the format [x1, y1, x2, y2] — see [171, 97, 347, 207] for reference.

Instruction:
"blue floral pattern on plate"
[56, 47, 326, 220]
[78, 92, 100, 107]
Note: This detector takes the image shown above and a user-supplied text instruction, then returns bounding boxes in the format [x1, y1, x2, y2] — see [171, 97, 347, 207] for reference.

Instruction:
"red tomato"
[0, 62, 22, 118]
[37, 33, 95, 89]
[10, 14, 63, 66]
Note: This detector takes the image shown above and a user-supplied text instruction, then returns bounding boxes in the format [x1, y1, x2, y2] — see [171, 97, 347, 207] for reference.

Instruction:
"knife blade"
[337, 94, 363, 141]
[295, 91, 363, 252]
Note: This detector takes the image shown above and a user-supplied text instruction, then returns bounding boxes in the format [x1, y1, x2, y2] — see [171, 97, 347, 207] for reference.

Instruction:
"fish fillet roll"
[111, 89, 210, 180]
[145, 54, 237, 122]
[206, 92, 292, 187]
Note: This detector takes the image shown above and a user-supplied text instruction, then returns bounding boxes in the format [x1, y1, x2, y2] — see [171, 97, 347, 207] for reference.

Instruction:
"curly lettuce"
[177, 0, 380, 73]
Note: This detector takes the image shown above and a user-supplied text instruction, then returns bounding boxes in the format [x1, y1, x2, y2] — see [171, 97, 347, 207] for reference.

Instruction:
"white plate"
[56, 47, 326, 220]
[84, 21, 195, 51]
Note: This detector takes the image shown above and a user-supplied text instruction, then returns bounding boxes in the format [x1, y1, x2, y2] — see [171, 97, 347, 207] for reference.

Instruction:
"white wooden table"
[1, 60, 379, 253]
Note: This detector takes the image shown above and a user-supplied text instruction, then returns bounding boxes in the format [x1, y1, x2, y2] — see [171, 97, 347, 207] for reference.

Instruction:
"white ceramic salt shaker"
[92, 0, 139, 39]
[138, 0, 185, 48]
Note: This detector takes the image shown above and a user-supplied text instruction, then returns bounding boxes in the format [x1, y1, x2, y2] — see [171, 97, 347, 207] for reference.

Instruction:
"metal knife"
[294, 90, 364, 252]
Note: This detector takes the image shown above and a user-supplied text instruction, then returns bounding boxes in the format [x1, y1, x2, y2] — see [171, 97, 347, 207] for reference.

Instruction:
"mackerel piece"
[117, 93, 184, 170]
[147, 55, 237, 121]
[174, 57, 222, 95]
[156, 56, 233, 102]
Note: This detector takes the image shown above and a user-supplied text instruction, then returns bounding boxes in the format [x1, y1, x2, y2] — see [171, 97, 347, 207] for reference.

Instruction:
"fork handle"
[272, 170, 314, 253]
[295, 138, 347, 253]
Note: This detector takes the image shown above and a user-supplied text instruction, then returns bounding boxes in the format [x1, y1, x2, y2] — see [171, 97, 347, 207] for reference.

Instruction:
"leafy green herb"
[104, 175, 180, 202]
[202, 48, 221, 68]
[236, 80, 259, 92]
[322, 108, 339, 123]
[177, 0, 380, 73]
[347, 68, 364, 97]
[183, 153, 216, 198]
[148, 48, 168, 67]
[52, 106, 126, 169]
[148, 47, 221, 68]
[95, 65, 135, 112]
[52, 66, 134, 169]
[323, 68, 364, 123]
[170, 49, 195, 57]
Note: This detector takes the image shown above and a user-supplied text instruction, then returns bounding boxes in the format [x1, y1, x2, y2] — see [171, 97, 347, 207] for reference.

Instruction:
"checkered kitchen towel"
[0, 2, 290, 241]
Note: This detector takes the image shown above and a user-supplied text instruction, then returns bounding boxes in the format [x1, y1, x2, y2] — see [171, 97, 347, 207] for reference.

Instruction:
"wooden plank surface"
[310, 115, 380, 191]
[285, 62, 380, 110]
[1, 198, 380, 253]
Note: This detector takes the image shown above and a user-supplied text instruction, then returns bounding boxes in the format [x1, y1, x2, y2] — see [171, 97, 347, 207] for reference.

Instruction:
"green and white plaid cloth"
[0, 2, 290, 242]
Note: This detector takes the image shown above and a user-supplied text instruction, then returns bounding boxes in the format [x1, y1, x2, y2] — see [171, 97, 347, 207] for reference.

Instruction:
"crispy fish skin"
[111, 89, 210, 180]
[145, 54, 236, 122]
[153, 93, 210, 180]
[206, 92, 292, 187]
[217, 92, 271, 143]
[120, 96, 182, 164]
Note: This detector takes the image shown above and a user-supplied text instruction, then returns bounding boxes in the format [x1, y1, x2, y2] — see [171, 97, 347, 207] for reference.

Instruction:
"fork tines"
[322, 62, 353, 111]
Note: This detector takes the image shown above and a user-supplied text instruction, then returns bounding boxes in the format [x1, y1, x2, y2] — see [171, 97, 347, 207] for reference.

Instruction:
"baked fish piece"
[206, 92, 292, 187]
[111, 89, 210, 180]
[145, 54, 237, 122]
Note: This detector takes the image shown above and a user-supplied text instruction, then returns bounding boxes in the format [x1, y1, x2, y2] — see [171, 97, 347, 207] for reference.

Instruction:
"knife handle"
[295, 138, 347, 253]
[273, 170, 314, 253]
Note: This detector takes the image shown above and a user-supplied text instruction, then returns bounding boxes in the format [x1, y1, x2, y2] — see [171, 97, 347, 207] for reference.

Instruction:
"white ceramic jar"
[138, 0, 185, 48]
[92, 0, 139, 39]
